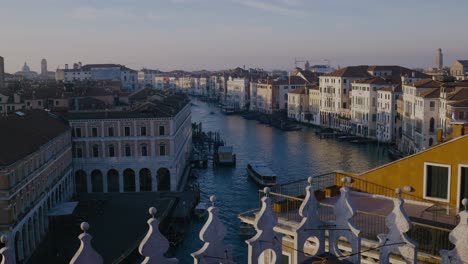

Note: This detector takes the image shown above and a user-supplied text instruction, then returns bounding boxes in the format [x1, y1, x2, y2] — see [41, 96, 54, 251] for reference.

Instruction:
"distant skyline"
[1, 0, 467, 73]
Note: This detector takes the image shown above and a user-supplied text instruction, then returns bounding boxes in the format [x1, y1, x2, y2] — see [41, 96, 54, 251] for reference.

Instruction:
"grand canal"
[175, 99, 392, 263]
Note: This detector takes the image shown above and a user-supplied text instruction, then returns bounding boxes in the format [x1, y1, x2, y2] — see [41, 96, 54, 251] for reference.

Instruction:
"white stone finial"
[341, 177, 348, 184]
[403, 186, 412, 192]
[441, 209, 468, 263]
[210, 195, 216, 206]
[80, 222, 89, 232]
[378, 198, 417, 264]
[462, 198, 468, 209]
[192, 196, 232, 264]
[0, 235, 14, 264]
[246, 188, 282, 264]
[70, 222, 103, 264]
[307, 176, 313, 186]
[294, 183, 325, 263]
[264, 187, 271, 195]
[139, 207, 178, 264]
[149, 207, 157, 218]
[329, 187, 361, 263]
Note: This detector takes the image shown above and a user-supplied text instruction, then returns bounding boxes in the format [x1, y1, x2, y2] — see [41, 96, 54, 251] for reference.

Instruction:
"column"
[40, 207, 46, 236]
[86, 172, 92, 193]
[135, 173, 140, 192]
[103, 172, 108, 193]
[119, 171, 124, 193]
[44, 207, 49, 231]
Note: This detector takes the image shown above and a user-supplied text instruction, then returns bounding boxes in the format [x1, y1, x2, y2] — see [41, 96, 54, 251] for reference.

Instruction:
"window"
[125, 144, 132, 156]
[459, 112, 465, 120]
[141, 144, 148, 156]
[124, 126, 131, 136]
[424, 163, 450, 201]
[109, 145, 115, 157]
[92, 145, 99, 158]
[140, 126, 147, 136]
[75, 128, 82, 137]
[108, 127, 114, 137]
[92, 127, 98, 137]
[76, 147, 83, 158]
[55, 100, 59, 105]
[159, 126, 165, 136]
[159, 144, 166, 156]
[343, 89, 346, 95]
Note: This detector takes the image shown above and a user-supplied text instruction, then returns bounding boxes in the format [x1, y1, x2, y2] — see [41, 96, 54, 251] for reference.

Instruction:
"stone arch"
[75, 170, 87, 193]
[107, 169, 120, 192]
[139, 168, 152, 192]
[123, 168, 136, 192]
[258, 249, 277, 264]
[91, 169, 104, 192]
[429, 137, 434, 146]
[157, 168, 171, 191]
[303, 236, 320, 256]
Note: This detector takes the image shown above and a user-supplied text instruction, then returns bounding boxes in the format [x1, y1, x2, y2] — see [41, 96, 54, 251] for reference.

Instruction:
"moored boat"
[246, 162, 277, 186]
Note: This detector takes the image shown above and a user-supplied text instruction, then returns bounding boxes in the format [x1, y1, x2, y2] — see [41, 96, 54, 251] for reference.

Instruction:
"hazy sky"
[1, 0, 467, 73]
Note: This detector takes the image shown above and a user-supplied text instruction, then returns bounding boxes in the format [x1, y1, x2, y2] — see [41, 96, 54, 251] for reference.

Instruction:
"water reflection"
[175, 99, 391, 263]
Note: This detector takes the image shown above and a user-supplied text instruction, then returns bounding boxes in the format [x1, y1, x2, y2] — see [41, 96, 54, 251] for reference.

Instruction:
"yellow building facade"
[353, 133, 467, 208]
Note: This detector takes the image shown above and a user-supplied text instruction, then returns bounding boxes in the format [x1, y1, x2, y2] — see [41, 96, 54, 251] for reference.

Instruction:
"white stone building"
[401, 79, 442, 153]
[60, 64, 138, 91]
[376, 86, 402, 143]
[350, 77, 389, 138]
[137, 69, 160, 89]
[287, 87, 307, 121]
[226, 77, 249, 110]
[307, 86, 321, 125]
[255, 76, 307, 114]
[66, 94, 192, 193]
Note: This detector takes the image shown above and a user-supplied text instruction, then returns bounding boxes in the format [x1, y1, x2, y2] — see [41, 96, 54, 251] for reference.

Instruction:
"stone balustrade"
[1, 190, 467, 264]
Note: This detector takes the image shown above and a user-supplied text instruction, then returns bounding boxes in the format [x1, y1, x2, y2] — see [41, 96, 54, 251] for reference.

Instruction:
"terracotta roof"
[378, 84, 402, 93]
[447, 88, 468, 101]
[410, 79, 442, 88]
[449, 99, 468, 107]
[0, 110, 70, 166]
[353, 76, 389, 85]
[289, 87, 306, 94]
[324, 66, 371, 78]
[418, 88, 440, 98]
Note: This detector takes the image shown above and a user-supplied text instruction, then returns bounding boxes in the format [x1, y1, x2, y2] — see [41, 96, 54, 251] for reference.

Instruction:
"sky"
[1, 0, 467, 73]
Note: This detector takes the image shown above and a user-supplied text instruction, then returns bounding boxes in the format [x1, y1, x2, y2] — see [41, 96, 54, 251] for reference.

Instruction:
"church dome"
[22, 62, 30, 72]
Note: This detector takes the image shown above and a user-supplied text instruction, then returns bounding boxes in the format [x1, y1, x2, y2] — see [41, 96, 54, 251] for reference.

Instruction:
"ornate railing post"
[293, 177, 325, 263]
[246, 187, 282, 264]
[0, 235, 14, 264]
[70, 222, 103, 264]
[192, 195, 232, 264]
[378, 188, 418, 263]
[138, 207, 178, 264]
[440, 198, 468, 264]
[328, 178, 361, 264]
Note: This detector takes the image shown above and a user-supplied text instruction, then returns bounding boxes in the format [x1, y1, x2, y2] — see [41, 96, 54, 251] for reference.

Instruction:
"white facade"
[376, 89, 401, 143]
[401, 81, 441, 153]
[226, 77, 249, 110]
[307, 87, 321, 125]
[350, 79, 388, 138]
[61, 64, 138, 91]
[138, 69, 160, 88]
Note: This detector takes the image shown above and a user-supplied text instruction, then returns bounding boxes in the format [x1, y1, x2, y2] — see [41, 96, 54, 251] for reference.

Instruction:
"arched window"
[92, 144, 99, 158]
[284, 94, 288, 100]
[125, 144, 131, 157]
[429, 117, 435, 132]
[108, 144, 115, 157]
[141, 144, 148, 157]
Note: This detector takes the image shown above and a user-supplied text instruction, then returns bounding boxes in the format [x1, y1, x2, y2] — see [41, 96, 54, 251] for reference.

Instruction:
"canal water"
[174, 98, 392, 263]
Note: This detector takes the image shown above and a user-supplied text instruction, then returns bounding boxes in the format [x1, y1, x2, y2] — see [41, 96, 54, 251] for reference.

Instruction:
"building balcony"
[239, 172, 459, 258]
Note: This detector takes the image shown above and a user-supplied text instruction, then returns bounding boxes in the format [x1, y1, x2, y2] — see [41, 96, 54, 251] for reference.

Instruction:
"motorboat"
[246, 162, 277, 186]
